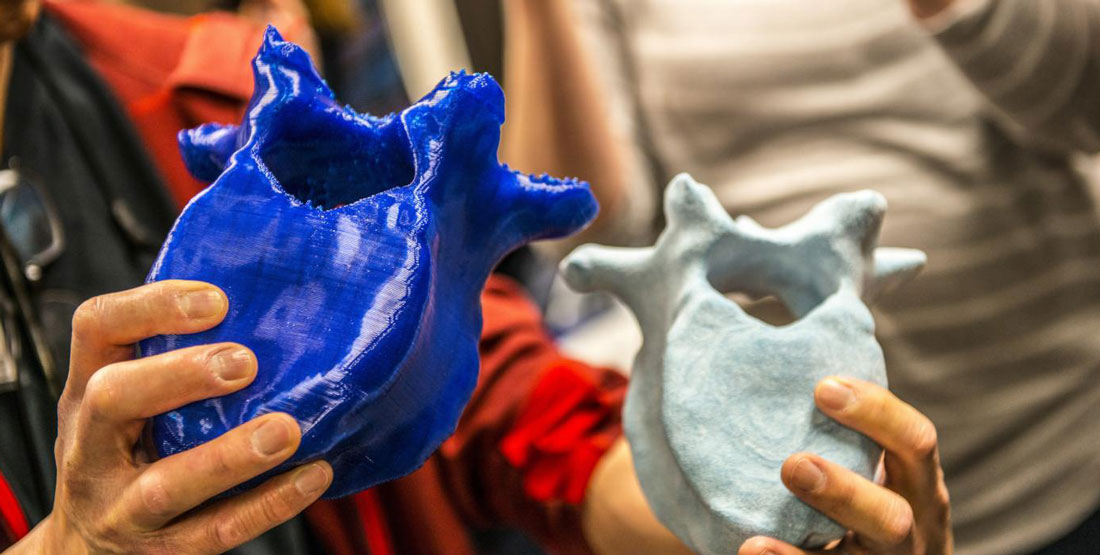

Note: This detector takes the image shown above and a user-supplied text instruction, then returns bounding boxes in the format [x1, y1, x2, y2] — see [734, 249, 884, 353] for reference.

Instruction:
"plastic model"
[561, 174, 924, 552]
[141, 28, 597, 498]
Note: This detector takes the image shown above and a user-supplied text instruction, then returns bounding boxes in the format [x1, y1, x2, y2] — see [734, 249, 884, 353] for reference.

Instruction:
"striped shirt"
[572, 1, 1100, 553]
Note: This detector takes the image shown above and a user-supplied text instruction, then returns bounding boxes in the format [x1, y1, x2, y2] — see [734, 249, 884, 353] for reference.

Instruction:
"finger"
[882, 454, 951, 549]
[167, 460, 332, 553]
[782, 453, 914, 550]
[740, 533, 873, 555]
[122, 413, 301, 530]
[738, 535, 813, 555]
[68, 280, 228, 397]
[814, 377, 940, 496]
[82, 343, 256, 424]
[739, 532, 865, 555]
[76, 343, 257, 457]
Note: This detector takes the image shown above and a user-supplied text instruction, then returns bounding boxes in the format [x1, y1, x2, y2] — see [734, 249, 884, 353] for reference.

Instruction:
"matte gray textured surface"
[561, 174, 925, 553]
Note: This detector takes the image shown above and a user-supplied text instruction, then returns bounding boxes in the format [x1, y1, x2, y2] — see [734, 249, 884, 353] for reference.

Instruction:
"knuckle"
[56, 394, 80, 427]
[85, 511, 132, 552]
[909, 418, 939, 460]
[72, 296, 109, 341]
[152, 283, 186, 321]
[933, 482, 952, 514]
[259, 487, 298, 524]
[137, 472, 176, 520]
[210, 516, 249, 551]
[82, 370, 119, 421]
[204, 486, 301, 551]
[881, 501, 915, 546]
[936, 483, 951, 507]
[193, 348, 221, 386]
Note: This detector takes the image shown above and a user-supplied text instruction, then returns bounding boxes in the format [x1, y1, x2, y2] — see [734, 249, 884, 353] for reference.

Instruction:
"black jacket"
[0, 15, 317, 554]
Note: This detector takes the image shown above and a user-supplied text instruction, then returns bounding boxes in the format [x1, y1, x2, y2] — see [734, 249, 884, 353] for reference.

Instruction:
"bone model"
[561, 174, 925, 552]
[140, 28, 597, 498]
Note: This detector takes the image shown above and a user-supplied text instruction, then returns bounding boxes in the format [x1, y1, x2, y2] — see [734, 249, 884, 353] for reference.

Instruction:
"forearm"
[408, 276, 628, 553]
[921, 0, 1100, 152]
[501, 0, 628, 233]
[581, 439, 690, 555]
[3, 530, 38, 554]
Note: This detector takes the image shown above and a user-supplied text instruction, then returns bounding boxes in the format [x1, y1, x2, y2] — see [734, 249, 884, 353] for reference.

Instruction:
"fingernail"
[212, 347, 254, 382]
[294, 463, 330, 496]
[179, 289, 225, 319]
[789, 458, 826, 493]
[252, 418, 292, 456]
[817, 378, 854, 411]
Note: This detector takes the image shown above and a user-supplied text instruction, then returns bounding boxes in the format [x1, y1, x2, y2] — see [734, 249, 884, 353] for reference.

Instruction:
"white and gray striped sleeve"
[932, 0, 1100, 153]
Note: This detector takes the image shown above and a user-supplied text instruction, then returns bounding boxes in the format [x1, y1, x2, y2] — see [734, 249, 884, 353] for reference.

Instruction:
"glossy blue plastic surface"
[140, 27, 597, 498]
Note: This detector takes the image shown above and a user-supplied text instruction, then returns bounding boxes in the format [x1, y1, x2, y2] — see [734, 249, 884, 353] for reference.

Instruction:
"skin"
[507, 5, 957, 549]
[0, 6, 328, 551]
[5, 281, 332, 554]
[907, 0, 957, 19]
[501, 0, 629, 242]
[1, 287, 951, 554]
[737, 378, 953, 555]
[0, 0, 39, 45]
[583, 438, 693, 555]
[583, 378, 952, 555]
[0, 0, 41, 154]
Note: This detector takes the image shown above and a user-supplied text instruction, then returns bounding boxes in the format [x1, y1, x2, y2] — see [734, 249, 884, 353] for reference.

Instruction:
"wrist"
[15, 513, 84, 555]
[4, 518, 46, 554]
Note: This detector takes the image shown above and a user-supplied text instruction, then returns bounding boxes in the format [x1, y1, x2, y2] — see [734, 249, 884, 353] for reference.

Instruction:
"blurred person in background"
[503, 1, 1100, 554]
